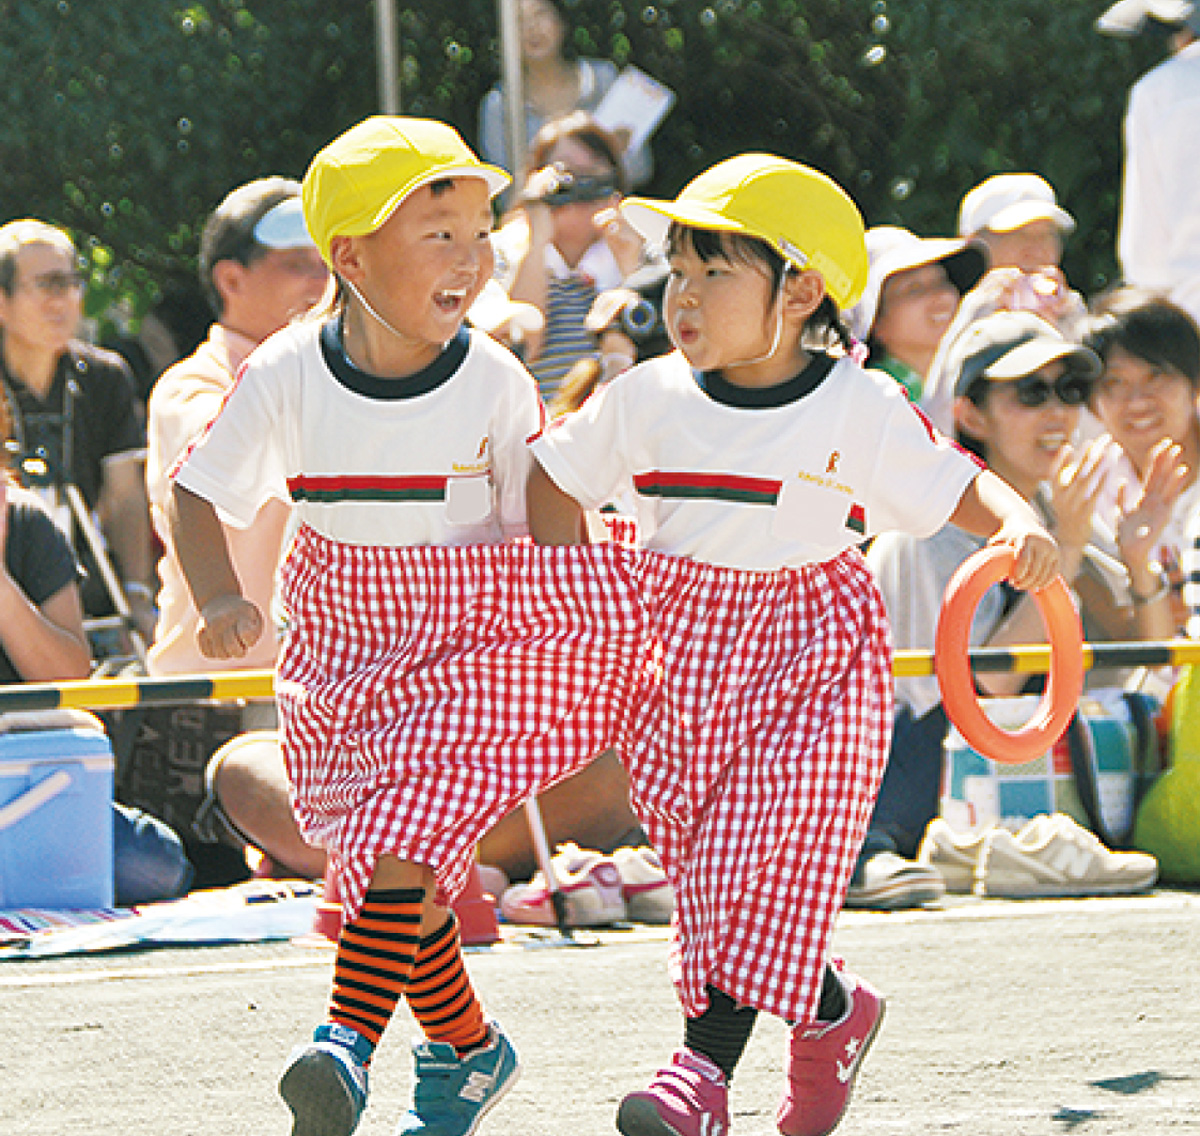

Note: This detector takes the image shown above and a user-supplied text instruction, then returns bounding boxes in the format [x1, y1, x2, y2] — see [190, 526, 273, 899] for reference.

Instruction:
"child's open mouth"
[435, 288, 468, 313]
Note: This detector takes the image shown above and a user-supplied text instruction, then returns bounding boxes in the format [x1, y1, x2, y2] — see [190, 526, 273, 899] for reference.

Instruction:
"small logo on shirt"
[825, 450, 841, 475]
[453, 436, 490, 474]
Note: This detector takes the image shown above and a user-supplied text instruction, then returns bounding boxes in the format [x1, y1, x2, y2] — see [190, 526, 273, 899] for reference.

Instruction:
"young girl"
[169, 116, 644, 1136]
[526, 154, 1061, 1136]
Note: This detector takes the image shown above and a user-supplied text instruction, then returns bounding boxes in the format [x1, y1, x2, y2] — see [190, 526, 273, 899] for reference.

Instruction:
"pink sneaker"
[617, 1048, 730, 1136]
[777, 969, 884, 1136]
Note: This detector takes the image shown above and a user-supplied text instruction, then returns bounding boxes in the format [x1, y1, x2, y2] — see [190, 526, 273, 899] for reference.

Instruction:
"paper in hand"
[593, 66, 676, 153]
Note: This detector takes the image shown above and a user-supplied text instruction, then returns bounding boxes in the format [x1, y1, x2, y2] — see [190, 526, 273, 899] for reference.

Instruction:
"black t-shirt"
[0, 483, 82, 684]
[0, 339, 145, 616]
[0, 338, 145, 510]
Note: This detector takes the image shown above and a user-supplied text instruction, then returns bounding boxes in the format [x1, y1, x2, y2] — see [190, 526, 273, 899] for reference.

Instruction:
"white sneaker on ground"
[499, 844, 627, 926]
[611, 846, 675, 923]
[843, 851, 945, 910]
[976, 813, 1158, 898]
[916, 819, 989, 894]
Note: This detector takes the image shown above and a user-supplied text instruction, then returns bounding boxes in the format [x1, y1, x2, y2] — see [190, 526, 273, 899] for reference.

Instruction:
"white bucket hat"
[1096, 0, 1200, 34]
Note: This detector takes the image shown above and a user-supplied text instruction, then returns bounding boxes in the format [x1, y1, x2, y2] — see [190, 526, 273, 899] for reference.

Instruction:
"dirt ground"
[1, 890, 1198, 1135]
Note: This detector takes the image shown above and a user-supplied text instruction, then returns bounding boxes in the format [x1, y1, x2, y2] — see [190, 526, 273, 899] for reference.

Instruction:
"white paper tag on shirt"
[771, 476, 851, 543]
[444, 476, 492, 525]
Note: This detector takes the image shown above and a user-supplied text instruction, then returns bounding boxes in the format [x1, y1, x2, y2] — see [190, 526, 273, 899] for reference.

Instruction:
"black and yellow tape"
[2, 639, 1200, 712]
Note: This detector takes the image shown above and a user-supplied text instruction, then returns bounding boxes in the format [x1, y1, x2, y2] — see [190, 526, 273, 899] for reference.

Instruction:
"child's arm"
[169, 484, 264, 660]
[948, 469, 1060, 592]
[527, 460, 588, 546]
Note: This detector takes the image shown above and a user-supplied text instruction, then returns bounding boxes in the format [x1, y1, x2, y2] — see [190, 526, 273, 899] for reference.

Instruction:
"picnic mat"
[0, 878, 319, 958]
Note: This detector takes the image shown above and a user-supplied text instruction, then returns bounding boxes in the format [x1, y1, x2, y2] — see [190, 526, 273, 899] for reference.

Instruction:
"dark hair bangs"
[665, 222, 785, 286]
[1087, 289, 1200, 385]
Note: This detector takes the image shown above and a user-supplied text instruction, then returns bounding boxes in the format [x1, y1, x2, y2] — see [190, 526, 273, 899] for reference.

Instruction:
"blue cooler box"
[0, 726, 114, 908]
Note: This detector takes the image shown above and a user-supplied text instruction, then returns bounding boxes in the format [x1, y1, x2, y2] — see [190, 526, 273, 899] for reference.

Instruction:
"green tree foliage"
[0, 0, 1164, 322]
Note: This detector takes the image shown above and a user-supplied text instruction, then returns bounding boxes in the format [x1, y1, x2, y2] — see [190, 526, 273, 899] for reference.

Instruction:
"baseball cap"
[620, 153, 869, 310]
[958, 174, 1076, 238]
[1097, 0, 1200, 34]
[302, 116, 511, 263]
[252, 197, 315, 250]
[949, 310, 1101, 398]
[847, 226, 988, 341]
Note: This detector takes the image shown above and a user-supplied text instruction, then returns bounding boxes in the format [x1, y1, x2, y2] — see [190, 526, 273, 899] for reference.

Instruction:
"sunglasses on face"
[1011, 372, 1092, 408]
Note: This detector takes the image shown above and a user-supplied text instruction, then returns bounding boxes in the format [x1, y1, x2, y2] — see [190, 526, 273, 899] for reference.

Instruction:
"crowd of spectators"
[2, 0, 1199, 913]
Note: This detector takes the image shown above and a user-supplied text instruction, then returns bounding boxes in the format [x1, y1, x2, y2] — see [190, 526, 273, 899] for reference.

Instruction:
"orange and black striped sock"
[328, 886, 424, 1054]
[405, 915, 489, 1055]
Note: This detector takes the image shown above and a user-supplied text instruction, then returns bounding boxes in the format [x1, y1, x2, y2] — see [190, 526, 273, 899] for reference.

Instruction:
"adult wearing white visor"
[1098, 0, 1200, 328]
[848, 226, 987, 402]
[145, 177, 332, 880]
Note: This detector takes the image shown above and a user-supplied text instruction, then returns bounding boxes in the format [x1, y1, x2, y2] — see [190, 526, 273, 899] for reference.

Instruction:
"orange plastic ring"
[934, 545, 1084, 766]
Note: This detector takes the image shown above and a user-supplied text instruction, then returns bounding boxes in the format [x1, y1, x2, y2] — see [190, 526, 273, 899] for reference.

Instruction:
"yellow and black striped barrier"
[0, 640, 1199, 712]
[0, 670, 276, 713]
[893, 639, 1200, 678]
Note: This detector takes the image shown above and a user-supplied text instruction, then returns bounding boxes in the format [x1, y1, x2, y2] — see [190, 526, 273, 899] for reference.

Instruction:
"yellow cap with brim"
[302, 116, 511, 264]
[620, 153, 869, 310]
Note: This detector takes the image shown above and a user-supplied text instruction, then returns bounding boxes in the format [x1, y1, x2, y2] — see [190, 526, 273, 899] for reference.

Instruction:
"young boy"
[169, 116, 642, 1136]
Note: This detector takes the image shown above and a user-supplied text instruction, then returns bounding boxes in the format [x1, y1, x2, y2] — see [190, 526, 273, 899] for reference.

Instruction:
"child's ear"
[329, 235, 363, 284]
[784, 268, 826, 320]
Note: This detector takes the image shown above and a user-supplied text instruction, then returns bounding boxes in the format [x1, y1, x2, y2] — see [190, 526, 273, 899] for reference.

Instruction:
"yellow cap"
[302, 116, 511, 263]
[621, 153, 869, 310]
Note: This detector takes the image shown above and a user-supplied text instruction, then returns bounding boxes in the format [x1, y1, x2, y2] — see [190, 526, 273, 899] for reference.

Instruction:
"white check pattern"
[279, 531, 891, 1025]
[278, 529, 646, 919]
[624, 548, 893, 1023]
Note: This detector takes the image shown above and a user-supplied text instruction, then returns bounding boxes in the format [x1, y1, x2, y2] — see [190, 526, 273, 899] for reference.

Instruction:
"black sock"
[816, 965, 847, 1023]
[683, 986, 758, 1081]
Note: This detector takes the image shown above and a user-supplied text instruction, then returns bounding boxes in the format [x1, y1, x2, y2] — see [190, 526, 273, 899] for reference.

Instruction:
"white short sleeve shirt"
[175, 320, 544, 547]
[531, 351, 981, 570]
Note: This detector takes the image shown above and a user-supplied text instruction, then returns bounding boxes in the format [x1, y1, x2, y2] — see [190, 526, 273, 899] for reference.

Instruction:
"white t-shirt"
[175, 319, 543, 548]
[532, 350, 981, 571]
[1119, 40, 1200, 326]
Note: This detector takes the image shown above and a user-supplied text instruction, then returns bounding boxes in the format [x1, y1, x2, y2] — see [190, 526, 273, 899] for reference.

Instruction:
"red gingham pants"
[625, 549, 893, 1022]
[279, 529, 891, 1024]
[277, 527, 647, 921]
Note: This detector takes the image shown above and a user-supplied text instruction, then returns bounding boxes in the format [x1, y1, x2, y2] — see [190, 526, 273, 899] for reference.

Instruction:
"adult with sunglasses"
[0, 219, 155, 649]
[850, 311, 1179, 908]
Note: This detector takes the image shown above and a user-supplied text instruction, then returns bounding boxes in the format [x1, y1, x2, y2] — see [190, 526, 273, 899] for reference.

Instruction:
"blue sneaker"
[394, 1024, 520, 1136]
[279, 1023, 371, 1136]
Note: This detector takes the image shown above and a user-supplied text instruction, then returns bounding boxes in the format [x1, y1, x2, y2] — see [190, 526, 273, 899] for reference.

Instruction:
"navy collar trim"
[695, 353, 836, 408]
[319, 319, 470, 400]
